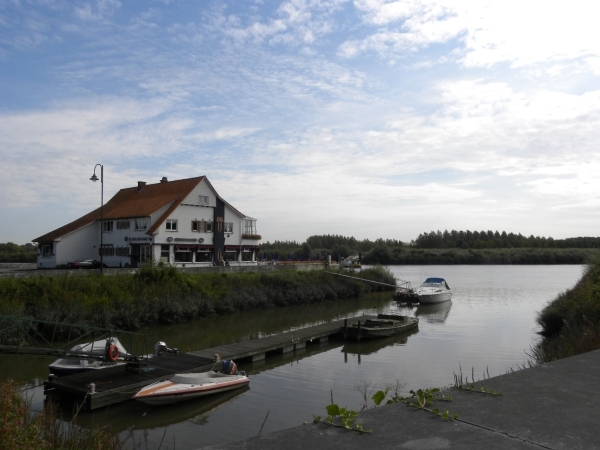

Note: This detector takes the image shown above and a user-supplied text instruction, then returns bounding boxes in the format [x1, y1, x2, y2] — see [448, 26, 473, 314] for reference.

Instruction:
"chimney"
[160, 177, 168, 183]
[137, 181, 146, 191]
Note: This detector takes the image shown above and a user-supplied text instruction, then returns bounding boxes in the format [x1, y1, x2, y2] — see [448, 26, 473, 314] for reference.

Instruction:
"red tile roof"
[34, 176, 207, 242]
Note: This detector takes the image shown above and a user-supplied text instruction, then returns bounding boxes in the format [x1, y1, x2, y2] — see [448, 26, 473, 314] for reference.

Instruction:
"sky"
[1, 0, 599, 245]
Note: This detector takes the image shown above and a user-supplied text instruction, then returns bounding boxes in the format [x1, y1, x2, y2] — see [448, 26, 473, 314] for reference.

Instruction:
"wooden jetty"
[45, 315, 379, 410]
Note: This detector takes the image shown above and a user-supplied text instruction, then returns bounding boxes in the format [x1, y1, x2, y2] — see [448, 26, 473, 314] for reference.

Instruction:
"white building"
[33, 176, 261, 268]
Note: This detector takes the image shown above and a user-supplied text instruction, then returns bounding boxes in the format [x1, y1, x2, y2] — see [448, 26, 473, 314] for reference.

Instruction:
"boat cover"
[423, 278, 450, 289]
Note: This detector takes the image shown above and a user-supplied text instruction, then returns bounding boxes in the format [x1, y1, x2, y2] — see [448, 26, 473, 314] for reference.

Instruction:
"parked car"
[66, 259, 108, 269]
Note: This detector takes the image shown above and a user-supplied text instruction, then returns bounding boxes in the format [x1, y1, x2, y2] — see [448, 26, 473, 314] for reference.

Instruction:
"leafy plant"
[372, 387, 458, 420]
[452, 366, 502, 396]
[312, 393, 371, 434]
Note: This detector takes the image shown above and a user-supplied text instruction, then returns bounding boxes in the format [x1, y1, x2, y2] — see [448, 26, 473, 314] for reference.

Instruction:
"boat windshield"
[421, 278, 450, 289]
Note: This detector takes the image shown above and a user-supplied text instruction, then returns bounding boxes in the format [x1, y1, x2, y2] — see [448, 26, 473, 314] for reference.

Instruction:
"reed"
[0, 265, 395, 339]
[0, 380, 123, 450]
[534, 257, 600, 363]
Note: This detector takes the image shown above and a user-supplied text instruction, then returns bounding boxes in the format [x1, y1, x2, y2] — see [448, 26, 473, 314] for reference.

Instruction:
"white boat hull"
[134, 372, 250, 405]
[417, 290, 452, 304]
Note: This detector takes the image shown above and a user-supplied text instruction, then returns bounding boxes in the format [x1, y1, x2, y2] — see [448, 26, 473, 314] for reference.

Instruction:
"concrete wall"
[0, 263, 37, 269]
[0, 262, 337, 279]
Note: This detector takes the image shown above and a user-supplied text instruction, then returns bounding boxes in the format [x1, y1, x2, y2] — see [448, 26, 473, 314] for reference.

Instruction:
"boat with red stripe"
[134, 360, 249, 405]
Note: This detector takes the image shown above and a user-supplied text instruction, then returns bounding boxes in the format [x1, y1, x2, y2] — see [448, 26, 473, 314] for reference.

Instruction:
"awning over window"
[175, 245, 195, 251]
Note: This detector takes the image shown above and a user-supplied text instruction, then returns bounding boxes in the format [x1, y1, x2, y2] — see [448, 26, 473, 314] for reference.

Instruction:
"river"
[0, 265, 584, 449]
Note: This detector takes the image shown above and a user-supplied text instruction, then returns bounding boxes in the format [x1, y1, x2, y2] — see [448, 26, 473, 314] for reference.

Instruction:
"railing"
[0, 315, 150, 364]
[325, 271, 398, 289]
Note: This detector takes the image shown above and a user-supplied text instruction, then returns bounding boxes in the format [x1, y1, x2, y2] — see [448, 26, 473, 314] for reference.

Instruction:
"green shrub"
[534, 257, 600, 362]
[0, 380, 123, 450]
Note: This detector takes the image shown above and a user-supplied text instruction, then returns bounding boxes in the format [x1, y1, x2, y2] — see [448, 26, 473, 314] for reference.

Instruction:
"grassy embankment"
[534, 257, 600, 363]
[0, 264, 395, 338]
[363, 247, 599, 265]
[0, 380, 126, 450]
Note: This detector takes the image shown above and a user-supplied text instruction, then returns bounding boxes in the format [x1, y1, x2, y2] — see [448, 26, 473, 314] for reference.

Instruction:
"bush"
[533, 257, 600, 362]
[0, 268, 397, 339]
[0, 380, 123, 450]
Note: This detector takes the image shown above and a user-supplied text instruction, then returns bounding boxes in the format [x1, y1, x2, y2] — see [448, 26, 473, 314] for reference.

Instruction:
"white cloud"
[345, 0, 600, 69]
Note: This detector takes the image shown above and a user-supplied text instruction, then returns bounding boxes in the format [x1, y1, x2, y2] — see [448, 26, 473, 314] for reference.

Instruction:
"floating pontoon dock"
[44, 315, 382, 410]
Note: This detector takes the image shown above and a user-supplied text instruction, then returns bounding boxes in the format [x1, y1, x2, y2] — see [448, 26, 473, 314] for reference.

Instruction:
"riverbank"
[207, 349, 600, 450]
[0, 265, 395, 338]
[364, 247, 599, 265]
[534, 257, 600, 362]
[0, 379, 122, 450]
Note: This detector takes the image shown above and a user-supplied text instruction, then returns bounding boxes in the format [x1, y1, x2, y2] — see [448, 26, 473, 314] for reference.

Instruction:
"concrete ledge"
[203, 350, 600, 450]
[0, 263, 338, 278]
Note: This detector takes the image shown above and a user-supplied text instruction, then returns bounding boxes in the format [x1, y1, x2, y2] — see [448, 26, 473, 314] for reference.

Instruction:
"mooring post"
[357, 320, 361, 342]
[343, 318, 348, 339]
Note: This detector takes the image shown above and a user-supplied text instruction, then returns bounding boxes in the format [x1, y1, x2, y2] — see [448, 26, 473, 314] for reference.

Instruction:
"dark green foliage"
[261, 234, 600, 265]
[412, 230, 600, 249]
[533, 257, 600, 362]
[0, 379, 124, 449]
[0, 242, 37, 263]
[0, 266, 395, 337]
[363, 247, 599, 265]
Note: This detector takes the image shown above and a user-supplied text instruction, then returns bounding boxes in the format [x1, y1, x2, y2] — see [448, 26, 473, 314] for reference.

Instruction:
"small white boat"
[417, 277, 452, 304]
[340, 254, 361, 268]
[48, 338, 130, 375]
[134, 371, 250, 405]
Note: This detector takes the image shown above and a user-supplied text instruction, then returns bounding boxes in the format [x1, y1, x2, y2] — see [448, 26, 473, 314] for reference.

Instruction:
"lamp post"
[90, 164, 104, 274]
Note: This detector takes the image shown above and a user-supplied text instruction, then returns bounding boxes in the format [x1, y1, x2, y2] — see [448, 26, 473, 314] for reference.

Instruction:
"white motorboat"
[48, 337, 130, 375]
[134, 370, 250, 405]
[417, 277, 452, 304]
[340, 254, 361, 268]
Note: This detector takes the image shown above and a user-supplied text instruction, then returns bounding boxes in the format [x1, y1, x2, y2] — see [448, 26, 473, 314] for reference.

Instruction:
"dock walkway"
[203, 349, 600, 450]
[45, 315, 377, 410]
[190, 316, 371, 362]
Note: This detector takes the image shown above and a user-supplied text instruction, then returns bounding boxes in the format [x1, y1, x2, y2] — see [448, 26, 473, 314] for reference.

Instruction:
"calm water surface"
[0, 265, 584, 449]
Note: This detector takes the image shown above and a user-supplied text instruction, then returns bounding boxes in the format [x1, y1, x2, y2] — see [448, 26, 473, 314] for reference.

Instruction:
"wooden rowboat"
[342, 314, 419, 341]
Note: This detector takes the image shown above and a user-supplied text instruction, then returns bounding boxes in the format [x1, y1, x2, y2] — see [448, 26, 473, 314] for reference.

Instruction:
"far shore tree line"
[260, 232, 600, 265]
[2, 231, 599, 264]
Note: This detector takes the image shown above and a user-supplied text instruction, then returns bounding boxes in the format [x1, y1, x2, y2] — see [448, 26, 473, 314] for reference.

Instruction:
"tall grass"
[0, 264, 395, 339]
[0, 380, 123, 450]
[533, 257, 600, 363]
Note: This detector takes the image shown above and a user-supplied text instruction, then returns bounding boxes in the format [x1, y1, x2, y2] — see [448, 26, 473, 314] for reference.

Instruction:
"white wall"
[39, 223, 98, 268]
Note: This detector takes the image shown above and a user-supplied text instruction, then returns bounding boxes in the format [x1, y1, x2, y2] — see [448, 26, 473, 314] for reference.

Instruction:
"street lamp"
[90, 164, 104, 274]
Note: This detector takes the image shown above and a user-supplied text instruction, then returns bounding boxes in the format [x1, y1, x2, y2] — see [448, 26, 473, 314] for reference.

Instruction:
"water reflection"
[341, 328, 419, 364]
[57, 386, 250, 433]
[142, 292, 395, 353]
[414, 301, 453, 324]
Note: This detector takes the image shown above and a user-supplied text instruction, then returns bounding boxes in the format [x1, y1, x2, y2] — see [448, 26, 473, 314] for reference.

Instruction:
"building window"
[224, 222, 233, 233]
[103, 221, 113, 233]
[135, 218, 148, 230]
[174, 247, 192, 262]
[195, 250, 213, 262]
[99, 245, 114, 256]
[191, 220, 213, 233]
[116, 246, 130, 257]
[199, 195, 209, 205]
[41, 244, 52, 258]
[160, 245, 170, 262]
[166, 219, 178, 231]
[244, 220, 257, 235]
[116, 220, 130, 230]
[224, 250, 237, 262]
